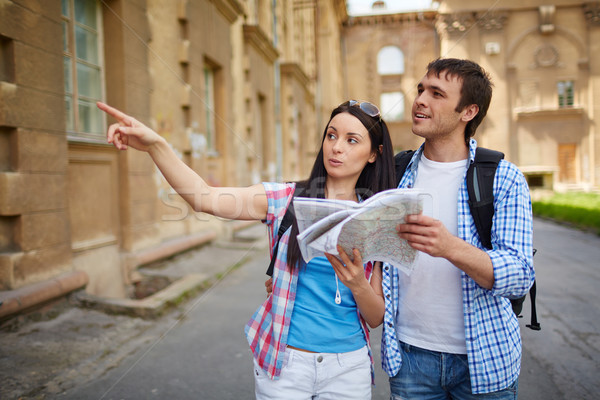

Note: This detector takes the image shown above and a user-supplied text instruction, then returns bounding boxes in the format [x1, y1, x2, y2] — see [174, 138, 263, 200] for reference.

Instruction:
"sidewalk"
[0, 223, 269, 400]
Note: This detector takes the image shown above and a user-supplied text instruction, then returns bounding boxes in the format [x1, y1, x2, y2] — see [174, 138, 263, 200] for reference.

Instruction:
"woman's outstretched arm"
[98, 102, 268, 221]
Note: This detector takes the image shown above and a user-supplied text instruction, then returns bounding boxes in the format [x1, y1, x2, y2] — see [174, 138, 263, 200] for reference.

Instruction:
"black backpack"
[395, 147, 540, 331]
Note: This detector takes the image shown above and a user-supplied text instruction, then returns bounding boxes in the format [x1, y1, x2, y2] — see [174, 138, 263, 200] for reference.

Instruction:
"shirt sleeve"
[262, 182, 296, 252]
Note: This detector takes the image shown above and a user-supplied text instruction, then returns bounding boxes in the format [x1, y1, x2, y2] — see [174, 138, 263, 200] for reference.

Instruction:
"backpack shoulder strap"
[394, 150, 415, 186]
[265, 183, 305, 276]
[466, 148, 540, 330]
[525, 279, 541, 330]
[395, 146, 503, 248]
[466, 147, 504, 250]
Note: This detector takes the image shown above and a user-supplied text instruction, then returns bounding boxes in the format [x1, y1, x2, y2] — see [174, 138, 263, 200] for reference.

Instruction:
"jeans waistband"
[287, 345, 368, 363]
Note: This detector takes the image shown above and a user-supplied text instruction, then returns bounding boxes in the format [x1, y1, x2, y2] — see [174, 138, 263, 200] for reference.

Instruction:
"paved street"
[56, 245, 391, 399]
[61, 248, 269, 399]
[2, 217, 599, 399]
[518, 218, 600, 400]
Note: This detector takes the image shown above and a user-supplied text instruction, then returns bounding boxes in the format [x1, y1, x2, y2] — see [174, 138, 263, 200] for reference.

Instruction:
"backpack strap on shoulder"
[265, 183, 305, 276]
[394, 150, 415, 186]
[466, 147, 504, 250]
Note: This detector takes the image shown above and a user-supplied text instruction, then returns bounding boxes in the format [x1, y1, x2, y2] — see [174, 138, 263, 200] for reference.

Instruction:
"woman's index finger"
[96, 101, 131, 123]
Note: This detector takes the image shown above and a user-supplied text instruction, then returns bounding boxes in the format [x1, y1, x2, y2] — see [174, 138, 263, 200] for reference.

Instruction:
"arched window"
[380, 92, 404, 121]
[377, 46, 404, 75]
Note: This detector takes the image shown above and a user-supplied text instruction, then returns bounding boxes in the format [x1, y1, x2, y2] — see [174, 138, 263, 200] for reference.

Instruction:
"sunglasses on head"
[342, 100, 381, 119]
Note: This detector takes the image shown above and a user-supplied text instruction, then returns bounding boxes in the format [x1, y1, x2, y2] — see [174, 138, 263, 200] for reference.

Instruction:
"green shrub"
[532, 192, 600, 234]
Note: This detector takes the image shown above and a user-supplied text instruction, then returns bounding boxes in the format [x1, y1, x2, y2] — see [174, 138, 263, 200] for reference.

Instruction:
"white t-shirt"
[396, 154, 468, 354]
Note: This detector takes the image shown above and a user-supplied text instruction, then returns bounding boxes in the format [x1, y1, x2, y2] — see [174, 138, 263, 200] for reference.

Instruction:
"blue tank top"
[287, 256, 366, 353]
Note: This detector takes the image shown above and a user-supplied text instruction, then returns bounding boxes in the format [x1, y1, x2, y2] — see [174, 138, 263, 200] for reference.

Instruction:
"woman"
[98, 100, 396, 399]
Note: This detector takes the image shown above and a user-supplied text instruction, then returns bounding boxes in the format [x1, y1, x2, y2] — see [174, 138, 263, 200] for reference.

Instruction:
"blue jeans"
[389, 342, 518, 400]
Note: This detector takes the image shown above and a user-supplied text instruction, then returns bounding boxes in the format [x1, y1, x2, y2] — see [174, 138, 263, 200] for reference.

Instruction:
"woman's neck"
[325, 179, 358, 202]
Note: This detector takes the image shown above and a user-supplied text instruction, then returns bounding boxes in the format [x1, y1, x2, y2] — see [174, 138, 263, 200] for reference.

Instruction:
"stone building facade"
[343, 0, 600, 192]
[0, 0, 345, 317]
[1, 0, 598, 318]
[342, 9, 439, 152]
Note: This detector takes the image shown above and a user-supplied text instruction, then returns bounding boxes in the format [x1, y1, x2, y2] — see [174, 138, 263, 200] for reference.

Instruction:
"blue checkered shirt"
[381, 139, 535, 394]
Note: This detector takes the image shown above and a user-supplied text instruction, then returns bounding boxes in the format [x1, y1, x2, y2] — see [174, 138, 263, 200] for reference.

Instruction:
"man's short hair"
[426, 58, 493, 143]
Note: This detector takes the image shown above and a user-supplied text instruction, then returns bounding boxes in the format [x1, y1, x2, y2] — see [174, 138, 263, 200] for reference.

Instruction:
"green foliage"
[532, 192, 600, 235]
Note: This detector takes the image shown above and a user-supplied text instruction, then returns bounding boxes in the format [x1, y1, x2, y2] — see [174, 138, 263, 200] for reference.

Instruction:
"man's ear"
[461, 104, 479, 122]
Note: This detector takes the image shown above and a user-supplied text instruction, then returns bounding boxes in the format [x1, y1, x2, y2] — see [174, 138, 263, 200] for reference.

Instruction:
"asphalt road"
[518, 218, 600, 400]
[59, 251, 268, 399]
[46, 218, 600, 399]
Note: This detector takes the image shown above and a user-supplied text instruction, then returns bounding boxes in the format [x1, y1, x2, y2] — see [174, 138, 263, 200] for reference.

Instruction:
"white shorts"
[253, 345, 372, 400]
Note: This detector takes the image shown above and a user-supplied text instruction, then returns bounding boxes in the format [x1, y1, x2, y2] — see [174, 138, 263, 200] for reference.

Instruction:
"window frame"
[377, 46, 405, 76]
[557, 80, 575, 108]
[204, 65, 217, 153]
[62, 0, 107, 144]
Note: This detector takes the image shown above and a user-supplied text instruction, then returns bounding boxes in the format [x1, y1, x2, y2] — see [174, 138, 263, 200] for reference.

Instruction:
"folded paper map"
[294, 188, 428, 275]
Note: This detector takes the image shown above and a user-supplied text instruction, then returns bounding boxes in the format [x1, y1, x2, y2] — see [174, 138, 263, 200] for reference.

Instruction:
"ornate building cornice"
[345, 10, 437, 27]
[436, 12, 476, 36]
[583, 2, 600, 27]
[437, 11, 508, 36]
[476, 11, 508, 32]
[281, 62, 311, 88]
[212, 0, 245, 23]
[243, 25, 279, 64]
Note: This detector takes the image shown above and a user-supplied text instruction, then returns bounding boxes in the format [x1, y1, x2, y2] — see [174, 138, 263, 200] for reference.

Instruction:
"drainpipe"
[273, 0, 283, 181]
[314, 0, 322, 142]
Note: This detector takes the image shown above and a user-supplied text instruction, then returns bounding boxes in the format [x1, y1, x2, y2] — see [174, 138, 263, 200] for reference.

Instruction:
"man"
[381, 58, 534, 399]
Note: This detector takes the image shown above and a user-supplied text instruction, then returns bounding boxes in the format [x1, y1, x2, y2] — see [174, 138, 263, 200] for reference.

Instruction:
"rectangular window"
[557, 80, 574, 107]
[62, 0, 105, 141]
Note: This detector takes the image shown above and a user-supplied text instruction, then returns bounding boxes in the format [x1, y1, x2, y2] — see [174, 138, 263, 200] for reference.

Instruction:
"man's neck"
[423, 137, 469, 162]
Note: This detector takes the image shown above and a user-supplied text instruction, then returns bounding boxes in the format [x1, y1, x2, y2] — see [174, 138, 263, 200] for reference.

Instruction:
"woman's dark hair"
[286, 101, 396, 268]
[426, 58, 493, 144]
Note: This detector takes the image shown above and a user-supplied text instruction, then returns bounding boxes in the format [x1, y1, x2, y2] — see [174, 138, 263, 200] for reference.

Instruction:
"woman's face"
[322, 112, 377, 182]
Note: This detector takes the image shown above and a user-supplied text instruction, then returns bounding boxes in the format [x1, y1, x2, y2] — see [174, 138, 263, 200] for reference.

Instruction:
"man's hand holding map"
[294, 189, 429, 275]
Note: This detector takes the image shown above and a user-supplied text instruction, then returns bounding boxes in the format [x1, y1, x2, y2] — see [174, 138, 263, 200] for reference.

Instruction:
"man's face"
[411, 71, 467, 142]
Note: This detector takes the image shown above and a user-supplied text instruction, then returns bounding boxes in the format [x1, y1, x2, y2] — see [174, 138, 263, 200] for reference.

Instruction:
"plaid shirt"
[381, 139, 535, 394]
[245, 182, 375, 381]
